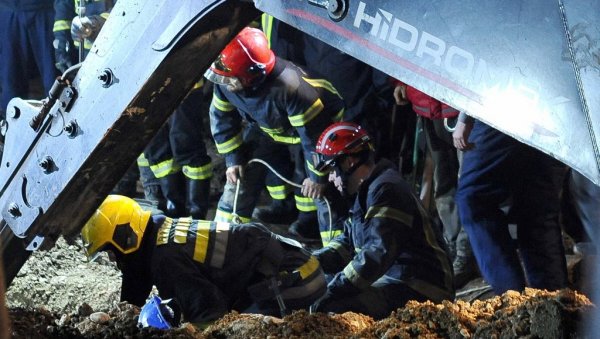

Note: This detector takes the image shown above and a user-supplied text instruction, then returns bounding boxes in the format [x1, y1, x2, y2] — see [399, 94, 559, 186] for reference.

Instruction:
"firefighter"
[311, 122, 454, 319]
[143, 81, 213, 219]
[81, 195, 327, 327]
[204, 27, 345, 243]
[53, 0, 112, 72]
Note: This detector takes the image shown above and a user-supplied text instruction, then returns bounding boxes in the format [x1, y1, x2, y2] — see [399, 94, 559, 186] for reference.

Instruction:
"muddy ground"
[3, 236, 596, 338]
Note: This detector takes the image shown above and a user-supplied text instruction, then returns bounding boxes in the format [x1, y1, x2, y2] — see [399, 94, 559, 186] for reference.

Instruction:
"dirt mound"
[7, 288, 592, 338]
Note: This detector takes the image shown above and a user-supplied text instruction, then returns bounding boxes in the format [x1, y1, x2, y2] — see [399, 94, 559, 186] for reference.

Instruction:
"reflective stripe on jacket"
[209, 57, 345, 183]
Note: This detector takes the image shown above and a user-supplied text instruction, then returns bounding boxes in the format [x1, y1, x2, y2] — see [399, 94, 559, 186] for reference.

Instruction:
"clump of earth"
[4, 237, 595, 338]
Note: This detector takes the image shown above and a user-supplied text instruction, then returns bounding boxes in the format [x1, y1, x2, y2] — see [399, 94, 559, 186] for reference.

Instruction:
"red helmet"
[313, 122, 372, 172]
[204, 27, 275, 90]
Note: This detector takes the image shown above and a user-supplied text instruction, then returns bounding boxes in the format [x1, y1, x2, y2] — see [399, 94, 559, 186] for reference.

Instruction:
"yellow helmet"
[81, 195, 151, 260]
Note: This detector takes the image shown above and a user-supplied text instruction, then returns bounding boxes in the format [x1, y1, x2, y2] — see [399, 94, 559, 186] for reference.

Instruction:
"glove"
[71, 15, 106, 42]
[53, 38, 73, 73]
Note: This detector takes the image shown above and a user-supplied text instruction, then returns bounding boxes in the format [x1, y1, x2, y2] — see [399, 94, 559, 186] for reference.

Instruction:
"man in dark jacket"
[81, 195, 326, 327]
[311, 122, 454, 319]
[204, 27, 345, 243]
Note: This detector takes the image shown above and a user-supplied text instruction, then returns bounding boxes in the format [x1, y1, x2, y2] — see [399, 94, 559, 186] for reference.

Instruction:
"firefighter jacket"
[209, 57, 345, 184]
[53, 0, 111, 49]
[0, 0, 52, 10]
[394, 80, 459, 120]
[118, 217, 326, 324]
[314, 159, 455, 303]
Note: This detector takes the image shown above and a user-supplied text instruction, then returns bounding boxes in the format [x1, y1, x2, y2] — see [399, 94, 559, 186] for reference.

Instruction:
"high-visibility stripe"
[214, 209, 251, 223]
[149, 159, 181, 178]
[211, 95, 234, 112]
[137, 153, 149, 166]
[209, 222, 230, 269]
[73, 40, 93, 49]
[100, 12, 110, 20]
[306, 160, 328, 177]
[182, 163, 213, 180]
[259, 125, 285, 134]
[193, 221, 212, 263]
[289, 99, 324, 127]
[320, 229, 343, 247]
[334, 108, 344, 122]
[267, 185, 290, 200]
[156, 218, 174, 245]
[364, 206, 414, 226]
[296, 256, 320, 279]
[215, 132, 243, 154]
[302, 77, 341, 97]
[174, 217, 192, 244]
[264, 132, 301, 144]
[343, 262, 371, 289]
[295, 195, 317, 212]
[53, 20, 71, 32]
[261, 14, 274, 49]
[192, 79, 205, 90]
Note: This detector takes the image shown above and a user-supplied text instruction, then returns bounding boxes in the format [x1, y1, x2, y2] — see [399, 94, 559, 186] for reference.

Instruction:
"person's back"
[81, 195, 326, 326]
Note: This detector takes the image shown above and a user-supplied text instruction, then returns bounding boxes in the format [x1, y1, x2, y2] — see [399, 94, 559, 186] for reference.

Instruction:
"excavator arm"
[0, 0, 259, 285]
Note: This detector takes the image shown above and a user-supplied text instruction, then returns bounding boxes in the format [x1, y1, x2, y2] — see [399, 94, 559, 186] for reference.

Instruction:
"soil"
[4, 236, 595, 338]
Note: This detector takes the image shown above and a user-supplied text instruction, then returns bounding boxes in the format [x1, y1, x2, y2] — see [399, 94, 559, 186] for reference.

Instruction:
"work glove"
[53, 37, 74, 73]
[71, 15, 106, 42]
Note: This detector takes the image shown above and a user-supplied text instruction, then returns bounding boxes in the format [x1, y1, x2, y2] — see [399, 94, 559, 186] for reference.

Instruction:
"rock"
[78, 303, 94, 317]
[90, 312, 111, 324]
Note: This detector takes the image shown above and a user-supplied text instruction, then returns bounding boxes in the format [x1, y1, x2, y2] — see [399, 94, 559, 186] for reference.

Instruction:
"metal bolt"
[7, 203, 21, 218]
[98, 68, 114, 88]
[10, 107, 20, 119]
[64, 120, 78, 137]
[39, 156, 54, 173]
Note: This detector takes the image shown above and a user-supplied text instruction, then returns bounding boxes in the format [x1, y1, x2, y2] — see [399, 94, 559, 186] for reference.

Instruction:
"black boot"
[253, 196, 298, 224]
[186, 178, 211, 219]
[289, 211, 320, 239]
[158, 172, 187, 218]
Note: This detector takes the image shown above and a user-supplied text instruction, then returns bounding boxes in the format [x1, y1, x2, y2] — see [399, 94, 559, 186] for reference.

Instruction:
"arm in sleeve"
[286, 78, 341, 184]
[328, 184, 413, 297]
[53, 0, 75, 41]
[313, 221, 354, 274]
[208, 86, 245, 167]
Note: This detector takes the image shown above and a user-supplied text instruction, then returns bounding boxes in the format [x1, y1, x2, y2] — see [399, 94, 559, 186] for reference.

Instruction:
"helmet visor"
[204, 66, 244, 92]
[312, 152, 338, 173]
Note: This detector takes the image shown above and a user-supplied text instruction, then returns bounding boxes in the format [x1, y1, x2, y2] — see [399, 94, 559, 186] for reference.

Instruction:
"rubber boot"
[289, 211, 320, 239]
[186, 178, 211, 219]
[138, 164, 167, 211]
[253, 196, 298, 224]
[158, 172, 187, 218]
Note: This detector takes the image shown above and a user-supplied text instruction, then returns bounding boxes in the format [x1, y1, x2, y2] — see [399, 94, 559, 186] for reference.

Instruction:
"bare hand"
[452, 121, 474, 151]
[301, 178, 327, 199]
[393, 85, 409, 106]
[225, 165, 243, 184]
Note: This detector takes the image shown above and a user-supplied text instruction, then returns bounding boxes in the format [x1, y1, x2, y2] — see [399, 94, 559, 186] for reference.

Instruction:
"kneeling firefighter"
[81, 195, 326, 327]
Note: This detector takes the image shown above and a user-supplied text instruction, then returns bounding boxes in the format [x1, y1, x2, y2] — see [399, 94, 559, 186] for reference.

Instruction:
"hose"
[230, 158, 334, 241]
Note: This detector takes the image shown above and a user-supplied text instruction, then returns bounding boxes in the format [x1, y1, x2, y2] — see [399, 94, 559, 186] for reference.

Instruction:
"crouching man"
[311, 122, 455, 319]
[81, 195, 326, 327]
